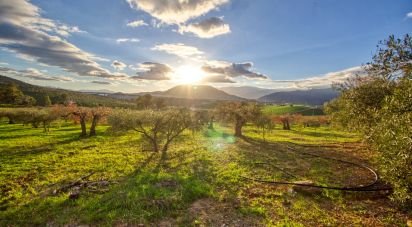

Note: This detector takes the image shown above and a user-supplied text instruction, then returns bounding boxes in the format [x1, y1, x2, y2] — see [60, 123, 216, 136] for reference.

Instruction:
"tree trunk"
[80, 118, 87, 137]
[162, 139, 172, 153]
[282, 119, 290, 130]
[152, 140, 159, 152]
[89, 115, 99, 136]
[235, 120, 243, 137]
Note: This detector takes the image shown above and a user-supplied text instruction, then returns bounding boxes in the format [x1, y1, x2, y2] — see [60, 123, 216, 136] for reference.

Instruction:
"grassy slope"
[0, 121, 409, 226]
[262, 105, 324, 116]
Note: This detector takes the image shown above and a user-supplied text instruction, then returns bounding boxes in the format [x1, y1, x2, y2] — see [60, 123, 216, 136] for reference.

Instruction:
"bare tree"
[109, 108, 192, 153]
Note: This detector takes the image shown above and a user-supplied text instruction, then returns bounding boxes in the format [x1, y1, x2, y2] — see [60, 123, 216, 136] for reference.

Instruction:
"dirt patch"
[186, 198, 262, 226]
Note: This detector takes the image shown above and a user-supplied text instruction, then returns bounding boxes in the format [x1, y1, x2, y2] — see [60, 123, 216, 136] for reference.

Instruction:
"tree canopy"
[325, 34, 412, 205]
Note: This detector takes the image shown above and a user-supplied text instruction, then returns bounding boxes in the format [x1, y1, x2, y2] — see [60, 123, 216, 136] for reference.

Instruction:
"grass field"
[262, 105, 324, 116]
[0, 120, 410, 226]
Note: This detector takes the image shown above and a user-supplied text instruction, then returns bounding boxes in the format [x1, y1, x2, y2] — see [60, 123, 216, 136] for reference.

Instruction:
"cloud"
[288, 66, 366, 88]
[202, 61, 268, 79]
[131, 62, 173, 80]
[0, 0, 124, 79]
[0, 0, 85, 37]
[179, 17, 231, 38]
[111, 60, 127, 71]
[90, 55, 110, 62]
[152, 43, 204, 58]
[126, 0, 229, 24]
[91, 80, 111, 85]
[126, 20, 148, 27]
[0, 66, 73, 82]
[116, 38, 140, 43]
[407, 12, 412, 18]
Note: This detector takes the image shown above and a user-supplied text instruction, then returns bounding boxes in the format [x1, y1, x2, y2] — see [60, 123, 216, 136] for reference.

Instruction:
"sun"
[174, 65, 206, 84]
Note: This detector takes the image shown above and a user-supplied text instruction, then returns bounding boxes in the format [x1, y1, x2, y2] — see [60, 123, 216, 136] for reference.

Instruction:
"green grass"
[0, 120, 410, 226]
[262, 105, 324, 116]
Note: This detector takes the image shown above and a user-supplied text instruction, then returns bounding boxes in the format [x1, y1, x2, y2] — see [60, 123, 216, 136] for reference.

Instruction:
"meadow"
[0, 117, 409, 226]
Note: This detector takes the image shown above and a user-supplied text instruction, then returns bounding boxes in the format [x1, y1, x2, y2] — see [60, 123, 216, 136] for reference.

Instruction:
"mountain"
[155, 85, 244, 101]
[0, 75, 135, 108]
[258, 88, 339, 105]
[0, 76, 243, 109]
[219, 86, 278, 99]
[79, 89, 115, 94]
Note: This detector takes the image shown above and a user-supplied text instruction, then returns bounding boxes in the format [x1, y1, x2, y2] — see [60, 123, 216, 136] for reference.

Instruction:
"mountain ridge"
[258, 88, 339, 105]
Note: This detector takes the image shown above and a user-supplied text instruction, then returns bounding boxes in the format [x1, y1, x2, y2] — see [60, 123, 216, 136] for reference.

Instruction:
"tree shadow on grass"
[296, 130, 356, 139]
[0, 144, 215, 226]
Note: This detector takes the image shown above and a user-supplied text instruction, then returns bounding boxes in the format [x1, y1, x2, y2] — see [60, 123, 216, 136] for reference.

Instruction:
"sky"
[0, 0, 411, 92]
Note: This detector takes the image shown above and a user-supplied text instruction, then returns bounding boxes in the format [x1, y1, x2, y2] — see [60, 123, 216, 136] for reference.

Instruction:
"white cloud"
[90, 55, 111, 62]
[0, 0, 85, 37]
[289, 66, 365, 88]
[407, 12, 412, 18]
[253, 66, 365, 89]
[126, 20, 148, 27]
[152, 43, 204, 58]
[131, 62, 173, 80]
[126, 0, 229, 24]
[111, 60, 127, 71]
[0, 0, 123, 79]
[0, 66, 73, 82]
[179, 17, 231, 38]
[202, 61, 268, 79]
[116, 38, 140, 43]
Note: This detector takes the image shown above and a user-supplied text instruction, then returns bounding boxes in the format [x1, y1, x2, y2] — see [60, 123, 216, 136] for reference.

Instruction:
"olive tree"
[216, 102, 261, 137]
[69, 106, 110, 137]
[254, 115, 274, 141]
[325, 34, 412, 205]
[71, 107, 89, 137]
[108, 108, 192, 152]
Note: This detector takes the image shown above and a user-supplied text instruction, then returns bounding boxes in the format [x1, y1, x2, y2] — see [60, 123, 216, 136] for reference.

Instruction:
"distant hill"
[79, 89, 115, 94]
[0, 76, 243, 109]
[258, 88, 339, 105]
[147, 85, 245, 101]
[219, 86, 277, 99]
[0, 75, 135, 108]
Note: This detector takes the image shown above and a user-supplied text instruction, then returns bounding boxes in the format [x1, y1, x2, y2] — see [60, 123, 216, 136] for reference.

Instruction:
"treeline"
[0, 75, 136, 108]
[0, 99, 329, 150]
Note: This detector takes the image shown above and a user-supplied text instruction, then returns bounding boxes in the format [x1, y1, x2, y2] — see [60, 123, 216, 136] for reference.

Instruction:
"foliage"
[108, 108, 192, 152]
[0, 75, 136, 108]
[254, 115, 274, 141]
[0, 107, 62, 131]
[42, 95, 52, 107]
[134, 94, 166, 110]
[69, 105, 110, 137]
[325, 34, 412, 205]
[0, 83, 36, 106]
[216, 102, 262, 137]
